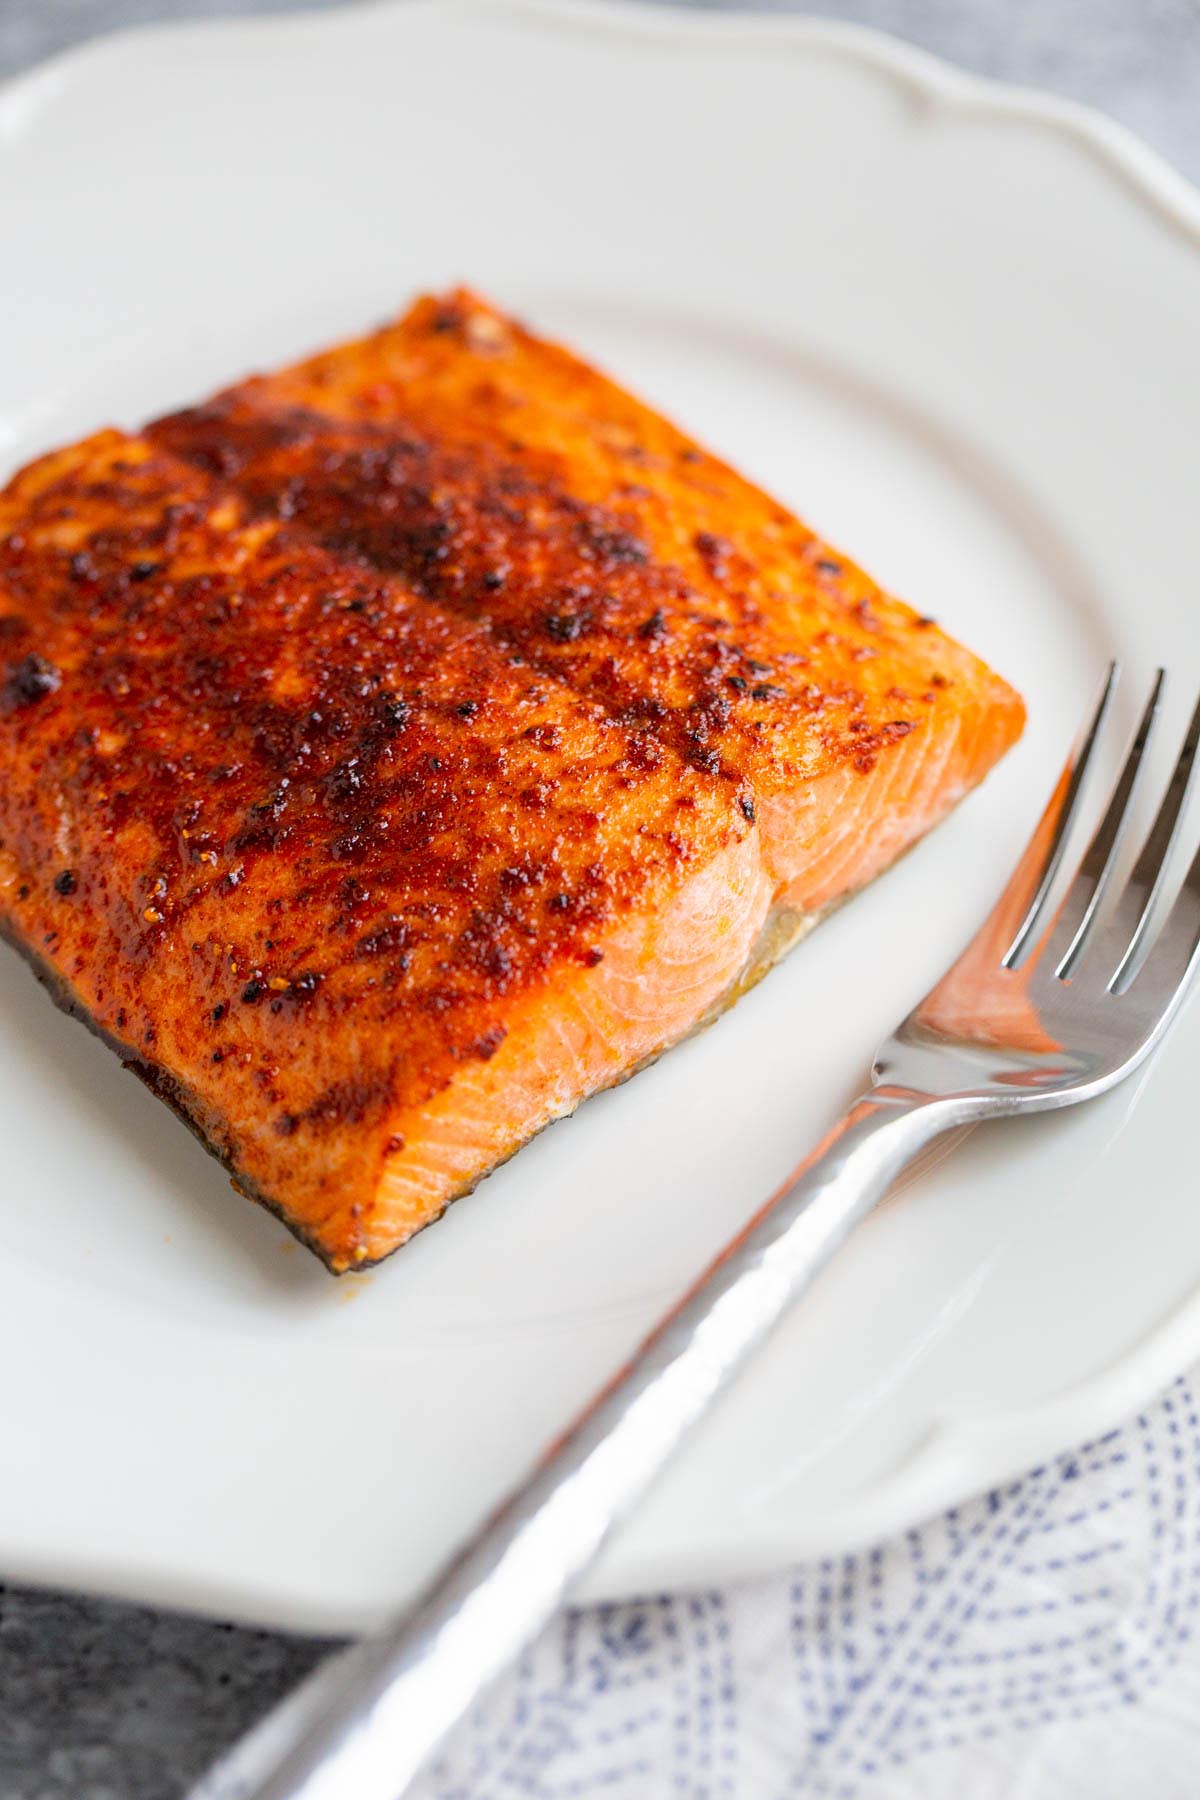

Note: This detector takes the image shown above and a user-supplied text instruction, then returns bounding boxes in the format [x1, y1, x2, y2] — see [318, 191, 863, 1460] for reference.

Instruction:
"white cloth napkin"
[414, 1374, 1200, 1798]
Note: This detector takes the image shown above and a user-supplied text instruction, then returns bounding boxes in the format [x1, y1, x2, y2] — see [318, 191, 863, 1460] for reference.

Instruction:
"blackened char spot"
[327, 512, 458, 594]
[693, 531, 732, 578]
[575, 519, 648, 567]
[304, 1071, 393, 1131]
[3, 653, 60, 709]
[356, 920, 411, 962]
[325, 759, 363, 803]
[543, 611, 590, 643]
[469, 1024, 507, 1062]
[379, 693, 409, 731]
[481, 940, 513, 980]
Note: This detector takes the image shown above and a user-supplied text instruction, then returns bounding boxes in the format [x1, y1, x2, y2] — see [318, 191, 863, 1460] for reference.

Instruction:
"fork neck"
[772, 1083, 962, 1222]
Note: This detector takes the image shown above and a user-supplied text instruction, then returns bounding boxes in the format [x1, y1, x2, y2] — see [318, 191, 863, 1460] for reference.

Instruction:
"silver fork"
[195, 663, 1200, 1800]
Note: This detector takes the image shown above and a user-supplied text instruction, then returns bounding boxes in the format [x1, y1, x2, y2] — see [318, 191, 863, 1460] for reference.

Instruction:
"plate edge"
[2, 0, 1200, 1622]
[3, 0, 1199, 251]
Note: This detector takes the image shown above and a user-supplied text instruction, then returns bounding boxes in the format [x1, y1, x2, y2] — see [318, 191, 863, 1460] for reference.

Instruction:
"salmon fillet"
[151, 290, 1025, 917]
[0, 293, 1023, 1270]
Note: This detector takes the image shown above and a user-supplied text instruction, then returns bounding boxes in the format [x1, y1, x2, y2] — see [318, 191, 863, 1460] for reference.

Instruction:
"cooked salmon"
[0, 294, 1023, 1269]
[151, 290, 1025, 920]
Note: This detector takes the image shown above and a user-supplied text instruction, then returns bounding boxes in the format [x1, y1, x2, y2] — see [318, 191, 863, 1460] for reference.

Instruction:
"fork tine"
[1001, 662, 1118, 968]
[1041, 669, 1166, 979]
[1124, 715, 1200, 1011]
[1096, 687, 1200, 991]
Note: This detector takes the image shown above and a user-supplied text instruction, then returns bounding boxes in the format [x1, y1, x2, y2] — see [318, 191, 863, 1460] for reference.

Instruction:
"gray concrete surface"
[0, 1, 1197, 1794]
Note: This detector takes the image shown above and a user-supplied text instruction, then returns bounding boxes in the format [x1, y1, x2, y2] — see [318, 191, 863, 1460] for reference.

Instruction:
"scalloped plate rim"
[0, 0, 1198, 1631]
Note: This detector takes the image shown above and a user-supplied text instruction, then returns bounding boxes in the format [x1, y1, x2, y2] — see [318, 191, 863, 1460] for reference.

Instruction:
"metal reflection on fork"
[195, 664, 1200, 1800]
[889, 664, 1200, 1103]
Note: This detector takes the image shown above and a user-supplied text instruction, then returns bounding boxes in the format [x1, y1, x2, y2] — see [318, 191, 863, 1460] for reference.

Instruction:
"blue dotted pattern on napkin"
[418, 1377, 1200, 1798]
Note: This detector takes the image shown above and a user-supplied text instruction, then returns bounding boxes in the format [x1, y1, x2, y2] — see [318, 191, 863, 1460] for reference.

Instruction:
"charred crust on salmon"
[2, 651, 60, 709]
[0, 291, 1024, 1270]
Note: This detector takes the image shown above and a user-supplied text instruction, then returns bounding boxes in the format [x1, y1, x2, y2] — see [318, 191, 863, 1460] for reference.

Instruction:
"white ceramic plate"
[2, 0, 1200, 1634]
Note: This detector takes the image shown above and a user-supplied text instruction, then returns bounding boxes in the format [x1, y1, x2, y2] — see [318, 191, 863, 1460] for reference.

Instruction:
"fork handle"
[193, 1084, 955, 1800]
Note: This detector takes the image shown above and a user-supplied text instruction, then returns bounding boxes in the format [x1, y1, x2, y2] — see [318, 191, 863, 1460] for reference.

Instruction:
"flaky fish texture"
[0, 291, 1023, 1268]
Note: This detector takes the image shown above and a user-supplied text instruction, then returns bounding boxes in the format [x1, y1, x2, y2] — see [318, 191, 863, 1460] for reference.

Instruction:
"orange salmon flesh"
[0, 291, 1024, 1270]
